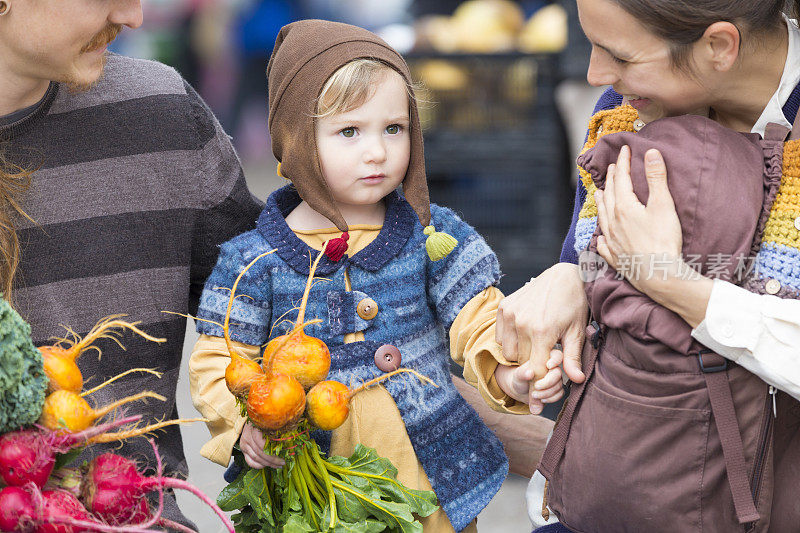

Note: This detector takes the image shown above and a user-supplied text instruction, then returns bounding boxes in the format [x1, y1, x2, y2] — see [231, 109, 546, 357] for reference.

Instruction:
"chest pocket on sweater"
[327, 290, 378, 336]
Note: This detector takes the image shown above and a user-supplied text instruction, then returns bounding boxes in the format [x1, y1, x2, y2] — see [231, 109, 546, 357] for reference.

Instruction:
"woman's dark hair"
[609, 0, 796, 70]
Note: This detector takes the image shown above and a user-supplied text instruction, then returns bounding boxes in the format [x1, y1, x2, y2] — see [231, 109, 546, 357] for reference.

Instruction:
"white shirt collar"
[752, 16, 800, 136]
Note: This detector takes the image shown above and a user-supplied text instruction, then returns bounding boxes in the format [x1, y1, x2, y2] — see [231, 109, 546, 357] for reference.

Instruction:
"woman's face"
[577, 0, 711, 122]
[0, 0, 143, 89]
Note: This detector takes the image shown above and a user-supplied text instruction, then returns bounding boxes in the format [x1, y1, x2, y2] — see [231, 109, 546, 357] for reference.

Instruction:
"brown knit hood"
[266, 19, 430, 232]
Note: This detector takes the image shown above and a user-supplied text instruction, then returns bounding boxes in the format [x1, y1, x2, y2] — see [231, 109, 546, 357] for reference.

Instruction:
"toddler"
[188, 19, 519, 532]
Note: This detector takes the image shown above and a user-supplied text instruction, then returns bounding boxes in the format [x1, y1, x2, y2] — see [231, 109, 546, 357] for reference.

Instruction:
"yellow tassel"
[424, 225, 458, 261]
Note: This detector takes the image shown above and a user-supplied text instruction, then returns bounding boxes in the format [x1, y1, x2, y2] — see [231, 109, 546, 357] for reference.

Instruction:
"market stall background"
[107, 1, 601, 530]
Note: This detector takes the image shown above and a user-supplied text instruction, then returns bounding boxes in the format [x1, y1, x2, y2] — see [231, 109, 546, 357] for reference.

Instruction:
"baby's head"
[267, 20, 430, 234]
[579, 115, 765, 281]
[313, 59, 413, 214]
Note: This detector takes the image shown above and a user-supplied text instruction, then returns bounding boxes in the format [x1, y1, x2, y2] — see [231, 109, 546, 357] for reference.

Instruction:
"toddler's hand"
[240, 422, 285, 470]
[495, 349, 566, 415]
[530, 350, 567, 409]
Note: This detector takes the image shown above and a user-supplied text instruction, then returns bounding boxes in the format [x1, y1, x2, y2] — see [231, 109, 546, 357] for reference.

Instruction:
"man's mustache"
[81, 24, 122, 54]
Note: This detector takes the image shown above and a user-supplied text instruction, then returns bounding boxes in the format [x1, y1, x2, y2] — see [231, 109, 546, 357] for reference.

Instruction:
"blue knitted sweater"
[196, 185, 509, 531]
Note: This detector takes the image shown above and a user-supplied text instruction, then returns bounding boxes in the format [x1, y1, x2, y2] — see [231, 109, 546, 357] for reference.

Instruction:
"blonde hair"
[0, 146, 35, 306]
[315, 58, 417, 118]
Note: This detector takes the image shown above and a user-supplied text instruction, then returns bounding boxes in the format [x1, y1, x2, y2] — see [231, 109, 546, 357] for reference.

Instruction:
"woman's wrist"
[636, 257, 713, 328]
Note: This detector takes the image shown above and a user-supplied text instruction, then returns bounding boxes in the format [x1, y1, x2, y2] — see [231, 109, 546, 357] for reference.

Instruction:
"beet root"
[0, 431, 56, 489]
[263, 329, 331, 390]
[306, 380, 350, 431]
[36, 489, 91, 533]
[0, 486, 35, 532]
[83, 453, 234, 532]
[246, 373, 306, 431]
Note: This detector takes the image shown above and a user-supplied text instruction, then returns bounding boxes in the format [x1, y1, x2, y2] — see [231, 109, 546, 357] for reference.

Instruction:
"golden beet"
[246, 374, 306, 431]
[263, 329, 330, 390]
[306, 380, 350, 431]
[40, 346, 83, 394]
[218, 249, 276, 400]
[40, 389, 165, 432]
[225, 352, 265, 399]
[39, 315, 165, 393]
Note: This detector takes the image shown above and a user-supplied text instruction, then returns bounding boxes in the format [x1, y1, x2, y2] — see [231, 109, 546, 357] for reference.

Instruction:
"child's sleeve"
[425, 205, 528, 413]
[190, 238, 273, 465]
[195, 239, 273, 346]
[189, 334, 261, 465]
[426, 205, 502, 328]
[450, 288, 530, 415]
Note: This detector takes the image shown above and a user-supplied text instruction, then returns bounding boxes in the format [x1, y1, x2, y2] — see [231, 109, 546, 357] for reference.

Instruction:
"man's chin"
[63, 52, 108, 94]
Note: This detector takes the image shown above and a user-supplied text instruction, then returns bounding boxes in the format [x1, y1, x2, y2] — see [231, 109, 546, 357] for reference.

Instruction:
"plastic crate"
[407, 52, 571, 293]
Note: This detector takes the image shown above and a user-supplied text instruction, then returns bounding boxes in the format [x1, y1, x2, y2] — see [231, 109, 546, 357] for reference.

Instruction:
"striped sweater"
[196, 185, 509, 531]
[1, 54, 263, 523]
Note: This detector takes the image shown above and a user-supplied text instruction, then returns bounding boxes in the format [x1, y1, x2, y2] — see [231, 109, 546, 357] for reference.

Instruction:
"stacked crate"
[407, 52, 572, 294]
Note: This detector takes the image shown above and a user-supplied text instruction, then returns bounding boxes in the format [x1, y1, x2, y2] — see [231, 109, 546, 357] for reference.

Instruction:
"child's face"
[315, 70, 411, 211]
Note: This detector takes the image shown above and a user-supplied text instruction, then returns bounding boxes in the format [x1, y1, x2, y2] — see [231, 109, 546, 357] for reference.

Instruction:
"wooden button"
[794, 216, 800, 231]
[374, 344, 401, 372]
[357, 298, 378, 320]
[765, 279, 781, 295]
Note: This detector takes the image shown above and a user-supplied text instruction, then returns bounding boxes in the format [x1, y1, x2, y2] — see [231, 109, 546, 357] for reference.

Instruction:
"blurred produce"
[407, 52, 570, 294]
[414, 0, 566, 54]
[518, 3, 568, 53]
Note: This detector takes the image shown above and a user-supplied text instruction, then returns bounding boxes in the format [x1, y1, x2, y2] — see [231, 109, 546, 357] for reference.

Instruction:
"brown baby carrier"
[538, 109, 800, 533]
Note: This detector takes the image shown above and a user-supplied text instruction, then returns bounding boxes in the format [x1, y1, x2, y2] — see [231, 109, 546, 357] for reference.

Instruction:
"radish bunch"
[0, 308, 226, 532]
[0, 439, 234, 532]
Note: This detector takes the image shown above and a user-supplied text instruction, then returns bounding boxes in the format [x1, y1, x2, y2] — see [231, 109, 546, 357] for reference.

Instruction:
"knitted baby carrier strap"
[744, 110, 800, 300]
[314, 341, 508, 531]
[573, 106, 638, 253]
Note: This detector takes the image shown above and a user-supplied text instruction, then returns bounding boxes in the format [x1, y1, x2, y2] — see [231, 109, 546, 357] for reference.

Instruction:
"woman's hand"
[496, 263, 588, 413]
[594, 146, 683, 291]
[240, 422, 285, 470]
[594, 146, 713, 327]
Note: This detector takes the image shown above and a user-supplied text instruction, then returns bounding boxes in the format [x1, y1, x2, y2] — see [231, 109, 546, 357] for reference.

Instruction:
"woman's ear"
[699, 21, 741, 72]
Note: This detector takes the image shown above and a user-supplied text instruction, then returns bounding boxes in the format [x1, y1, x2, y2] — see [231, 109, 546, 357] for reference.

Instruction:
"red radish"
[0, 486, 35, 531]
[83, 453, 234, 532]
[37, 489, 91, 533]
[0, 416, 141, 488]
[40, 315, 165, 394]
